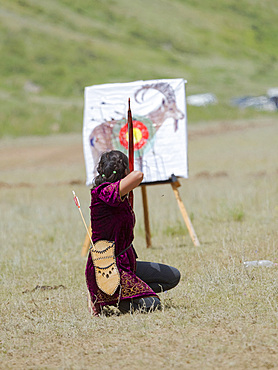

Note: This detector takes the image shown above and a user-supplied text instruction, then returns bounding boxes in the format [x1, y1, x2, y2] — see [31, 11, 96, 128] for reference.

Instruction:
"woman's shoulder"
[91, 181, 110, 194]
[91, 180, 120, 193]
[91, 180, 123, 206]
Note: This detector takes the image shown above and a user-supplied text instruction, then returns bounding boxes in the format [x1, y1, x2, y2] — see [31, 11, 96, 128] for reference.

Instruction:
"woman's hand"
[119, 171, 143, 197]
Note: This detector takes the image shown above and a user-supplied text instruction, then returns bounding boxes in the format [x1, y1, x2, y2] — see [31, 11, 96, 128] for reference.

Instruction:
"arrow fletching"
[72, 190, 80, 208]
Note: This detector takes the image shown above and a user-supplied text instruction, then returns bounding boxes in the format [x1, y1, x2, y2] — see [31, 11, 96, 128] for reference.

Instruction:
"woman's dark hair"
[93, 150, 129, 187]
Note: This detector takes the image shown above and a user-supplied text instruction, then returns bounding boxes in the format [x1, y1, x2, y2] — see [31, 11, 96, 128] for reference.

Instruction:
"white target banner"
[83, 78, 188, 185]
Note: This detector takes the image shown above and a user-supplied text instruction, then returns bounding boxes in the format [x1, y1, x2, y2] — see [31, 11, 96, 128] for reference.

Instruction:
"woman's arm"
[119, 171, 143, 197]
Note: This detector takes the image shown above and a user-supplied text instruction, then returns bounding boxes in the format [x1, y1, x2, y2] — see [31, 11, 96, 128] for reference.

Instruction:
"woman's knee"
[164, 266, 181, 290]
[171, 266, 181, 287]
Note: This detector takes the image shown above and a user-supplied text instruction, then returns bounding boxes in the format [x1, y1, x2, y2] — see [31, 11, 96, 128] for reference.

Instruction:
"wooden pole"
[171, 179, 200, 247]
[141, 185, 152, 248]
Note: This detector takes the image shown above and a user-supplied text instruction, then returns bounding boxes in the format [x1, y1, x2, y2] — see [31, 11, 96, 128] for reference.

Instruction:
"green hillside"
[0, 0, 277, 137]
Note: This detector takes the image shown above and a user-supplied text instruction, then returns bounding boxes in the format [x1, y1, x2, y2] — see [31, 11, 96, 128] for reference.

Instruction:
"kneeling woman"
[86, 150, 180, 316]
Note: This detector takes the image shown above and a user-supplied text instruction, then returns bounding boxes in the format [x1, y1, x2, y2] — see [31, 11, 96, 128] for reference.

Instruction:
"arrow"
[72, 191, 95, 252]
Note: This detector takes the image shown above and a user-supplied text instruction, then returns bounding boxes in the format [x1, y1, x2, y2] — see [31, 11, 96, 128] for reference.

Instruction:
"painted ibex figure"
[134, 82, 184, 132]
[89, 82, 184, 172]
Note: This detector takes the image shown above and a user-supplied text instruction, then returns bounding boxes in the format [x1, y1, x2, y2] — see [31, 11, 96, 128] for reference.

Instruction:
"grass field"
[1, 117, 277, 369]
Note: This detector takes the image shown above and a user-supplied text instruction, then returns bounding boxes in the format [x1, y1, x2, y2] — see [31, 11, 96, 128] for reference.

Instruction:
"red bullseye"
[119, 120, 149, 150]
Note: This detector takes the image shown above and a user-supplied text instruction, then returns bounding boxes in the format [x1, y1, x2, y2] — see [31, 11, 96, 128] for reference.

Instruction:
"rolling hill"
[0, 0, 277, 136]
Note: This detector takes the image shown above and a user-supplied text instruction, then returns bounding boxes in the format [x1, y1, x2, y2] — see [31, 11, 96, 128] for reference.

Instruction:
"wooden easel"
[170, 178, 200, 247]
[81, 174, 200, 256]
[140, 174, 200, 248]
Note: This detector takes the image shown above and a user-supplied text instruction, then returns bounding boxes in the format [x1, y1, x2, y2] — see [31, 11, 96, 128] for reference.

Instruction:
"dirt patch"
[188, 118, 275, 140]
[0, 140, 83, 171]
[194, 171, 229, 179]
[22, 285, 66, 294]
[0, 180, 83, 188]
[0, 181, 34, 188]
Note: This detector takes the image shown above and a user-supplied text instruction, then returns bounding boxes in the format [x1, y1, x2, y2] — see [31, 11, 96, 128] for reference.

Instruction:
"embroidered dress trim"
[93, 270, 156, 305]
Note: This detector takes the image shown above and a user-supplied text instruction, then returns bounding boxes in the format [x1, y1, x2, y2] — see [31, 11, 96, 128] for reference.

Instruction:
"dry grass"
[1, 118, 278, 369]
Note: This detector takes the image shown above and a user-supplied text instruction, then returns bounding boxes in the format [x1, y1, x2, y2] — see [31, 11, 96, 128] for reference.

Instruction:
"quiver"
[91, 240, 120, 296]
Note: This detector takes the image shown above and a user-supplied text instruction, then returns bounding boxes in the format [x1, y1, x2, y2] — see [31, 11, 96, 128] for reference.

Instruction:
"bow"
[128, 98, 134, 208]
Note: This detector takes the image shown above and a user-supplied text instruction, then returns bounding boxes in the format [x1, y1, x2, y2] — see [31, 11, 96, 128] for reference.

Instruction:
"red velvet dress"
[85, 180, 156, 307]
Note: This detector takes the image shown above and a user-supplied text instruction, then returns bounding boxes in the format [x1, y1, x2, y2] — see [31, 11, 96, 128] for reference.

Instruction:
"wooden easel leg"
[81, 225, 92, 256]
[171, 182, 200, 247]
[141, 185, 152, 248]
